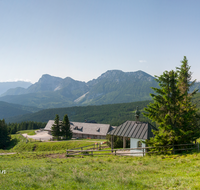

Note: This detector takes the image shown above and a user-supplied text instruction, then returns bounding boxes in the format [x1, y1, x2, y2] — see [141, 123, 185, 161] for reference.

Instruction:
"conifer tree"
[51, 114, 61, 139]
[144, 57, 200, 150]
[176, 56, 200, 143]
[0, 119, 11, 149]
[61, 114, 72, 139]
[144, 70, 183, 147]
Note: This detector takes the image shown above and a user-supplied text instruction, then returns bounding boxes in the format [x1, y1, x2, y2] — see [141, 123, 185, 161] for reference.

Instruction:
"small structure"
[107, 107, 157, 152]
[44, 120, 112, 139]
[108, 121, 156, 152]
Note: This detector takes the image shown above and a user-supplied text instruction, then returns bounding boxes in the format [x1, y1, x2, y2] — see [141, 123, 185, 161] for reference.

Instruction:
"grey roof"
[44, 120, 110, 136]
[107, 121, 157, 140]
[45, 120, 61, 131]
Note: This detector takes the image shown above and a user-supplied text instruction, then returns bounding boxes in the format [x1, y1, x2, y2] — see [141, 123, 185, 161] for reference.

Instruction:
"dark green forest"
[6, 100, 153, 126]
[5, 92, 200, 126]
[7, 121, 46, 134]
[0, 121, 46, 148]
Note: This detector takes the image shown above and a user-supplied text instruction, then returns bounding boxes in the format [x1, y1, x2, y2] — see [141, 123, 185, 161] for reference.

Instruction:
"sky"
[0, 0, 200, 84]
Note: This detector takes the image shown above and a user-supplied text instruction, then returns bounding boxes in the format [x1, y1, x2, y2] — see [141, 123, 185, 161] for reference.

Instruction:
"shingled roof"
[107, 120, 157, 140]
[44, 120, 111, 136]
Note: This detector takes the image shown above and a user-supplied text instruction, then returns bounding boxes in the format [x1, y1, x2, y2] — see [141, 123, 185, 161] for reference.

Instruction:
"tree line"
[0, 121, 46, 149]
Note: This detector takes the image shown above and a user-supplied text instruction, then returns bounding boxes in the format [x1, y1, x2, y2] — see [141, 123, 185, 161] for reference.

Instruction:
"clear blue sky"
[0, 0, 200, 83]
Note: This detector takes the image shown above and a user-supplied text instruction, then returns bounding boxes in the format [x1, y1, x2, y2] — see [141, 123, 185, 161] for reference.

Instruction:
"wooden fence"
[66, 142, 108, 156]
[66, 143, 199, 157]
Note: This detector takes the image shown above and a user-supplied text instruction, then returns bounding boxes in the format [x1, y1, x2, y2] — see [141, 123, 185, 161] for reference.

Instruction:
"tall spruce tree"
[176, 56, 200, 143]
[144, 57, 200, 150]
[0, 119, 10, 149]
[61, 114, 72, 139]
[144, 70, 184, 147]
[51, 114, 61, 139]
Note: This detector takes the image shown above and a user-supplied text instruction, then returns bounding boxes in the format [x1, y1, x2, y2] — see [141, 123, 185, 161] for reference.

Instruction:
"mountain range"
[0, 70, 160, 108]
[0, 81, 32, 96]
[0, 69, 200, 121]
[0, 70, 199, 110]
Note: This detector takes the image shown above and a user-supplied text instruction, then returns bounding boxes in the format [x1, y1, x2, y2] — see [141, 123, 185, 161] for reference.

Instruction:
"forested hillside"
[5, 100, 153, 126]
[0, 101, 41, 119]
[4, 91, 200, 126]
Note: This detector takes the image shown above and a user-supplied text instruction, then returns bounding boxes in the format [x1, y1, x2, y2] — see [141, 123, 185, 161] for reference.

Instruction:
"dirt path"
[22, 131, 53, 141]
[0, 153, 17, 155]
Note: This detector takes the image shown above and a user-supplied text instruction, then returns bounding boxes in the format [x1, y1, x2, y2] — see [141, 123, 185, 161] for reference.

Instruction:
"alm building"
[44, 120, 113, 139]
[107, 107, 157, 152]
[107, 120, 156, 152]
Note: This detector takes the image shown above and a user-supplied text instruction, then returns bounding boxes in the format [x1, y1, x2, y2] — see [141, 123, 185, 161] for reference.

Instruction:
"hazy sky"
[1, 0, 200, 83]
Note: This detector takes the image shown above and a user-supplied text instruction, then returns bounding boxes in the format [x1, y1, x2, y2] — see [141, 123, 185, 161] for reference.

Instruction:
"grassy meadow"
[0, 132, 106, 153]
[1, 131, 200, 189]
[1, 152, 200, 189]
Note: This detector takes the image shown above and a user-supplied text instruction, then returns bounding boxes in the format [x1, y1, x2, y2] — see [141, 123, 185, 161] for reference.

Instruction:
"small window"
[137, 141, 142, 148]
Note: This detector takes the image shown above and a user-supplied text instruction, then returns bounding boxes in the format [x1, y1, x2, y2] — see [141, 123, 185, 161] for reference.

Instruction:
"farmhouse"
[44, 120, 113, 139]
[107, 120, 157, 152]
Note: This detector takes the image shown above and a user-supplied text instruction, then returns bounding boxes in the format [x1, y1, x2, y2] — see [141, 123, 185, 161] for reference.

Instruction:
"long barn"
[44, 120, 114, 139]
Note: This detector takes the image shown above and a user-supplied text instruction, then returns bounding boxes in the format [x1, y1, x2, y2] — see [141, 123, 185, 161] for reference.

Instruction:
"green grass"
[17, 129, 40, 135]
[0, 134, 200, 190]
[12, 140, 102, 152]
[1, 133, 107, 153]
[1, 152, 200, 189]
[1, 132, 200, 189]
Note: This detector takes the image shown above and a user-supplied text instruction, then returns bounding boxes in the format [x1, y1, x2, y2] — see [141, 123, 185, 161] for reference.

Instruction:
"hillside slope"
[0, 101, 41, 119]
[5, 100, 152, 126]
[80, 70, 158, 105]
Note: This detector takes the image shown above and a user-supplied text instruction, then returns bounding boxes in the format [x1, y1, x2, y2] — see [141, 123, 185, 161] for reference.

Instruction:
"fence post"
[115, 150, 116, 155]
[66, 149, 68, 157]
[173, 145, 175, 155]
[143, 148, 144, 157]
[111, 136, 114, 153]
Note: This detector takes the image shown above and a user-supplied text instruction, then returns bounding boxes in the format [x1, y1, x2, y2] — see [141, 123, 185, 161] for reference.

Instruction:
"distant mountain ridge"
[0, 70, 157, 108]
[0, 70, 199, 109]
[0, 81, 32, 96]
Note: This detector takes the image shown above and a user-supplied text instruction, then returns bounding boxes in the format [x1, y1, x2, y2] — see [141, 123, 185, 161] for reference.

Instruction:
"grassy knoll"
[0, 133, 106, 153]
[1, 152, 200, 189]
[12, 140, 104, 152]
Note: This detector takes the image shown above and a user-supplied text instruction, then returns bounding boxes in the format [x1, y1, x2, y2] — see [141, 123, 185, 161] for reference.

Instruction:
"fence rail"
[66, 143, 199, 157]
[66, 142, 108, 156]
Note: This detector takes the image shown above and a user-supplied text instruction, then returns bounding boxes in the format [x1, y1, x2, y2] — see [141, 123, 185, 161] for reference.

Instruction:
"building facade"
[44, 120, 112, 139]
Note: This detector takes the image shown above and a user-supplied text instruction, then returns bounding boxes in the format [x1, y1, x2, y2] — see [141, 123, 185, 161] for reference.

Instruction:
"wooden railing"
[66, 143, 199, 157]
[66, 142, 108, 156]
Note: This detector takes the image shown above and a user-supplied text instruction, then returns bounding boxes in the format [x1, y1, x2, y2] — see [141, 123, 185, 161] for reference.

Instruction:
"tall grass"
[1, 153, 200, 189]
[1, 132, 200, 189]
